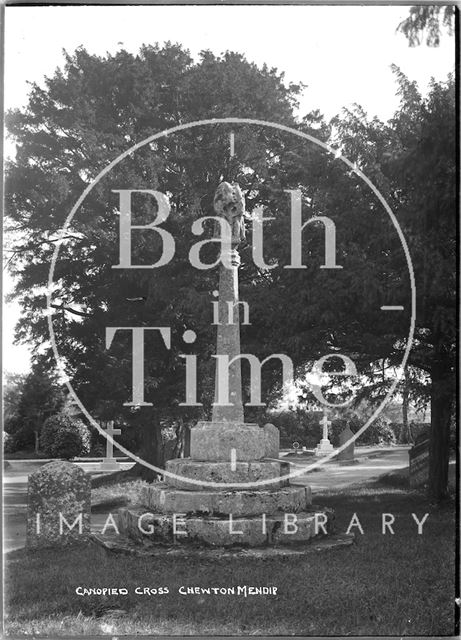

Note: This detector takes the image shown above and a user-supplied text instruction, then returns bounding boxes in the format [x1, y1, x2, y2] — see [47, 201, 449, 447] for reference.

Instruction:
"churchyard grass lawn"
[4, 482, 456, 636]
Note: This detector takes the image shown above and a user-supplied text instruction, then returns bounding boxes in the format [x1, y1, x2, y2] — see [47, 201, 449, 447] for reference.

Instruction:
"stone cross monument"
[100, 421, 122, 471]
[315, 412, 335, 457]
[117, 181, 331, 548]
[188, 182, 278, 464]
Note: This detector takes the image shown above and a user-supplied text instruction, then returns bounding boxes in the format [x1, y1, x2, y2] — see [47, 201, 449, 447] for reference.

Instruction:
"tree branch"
[50, 303, 92, 317]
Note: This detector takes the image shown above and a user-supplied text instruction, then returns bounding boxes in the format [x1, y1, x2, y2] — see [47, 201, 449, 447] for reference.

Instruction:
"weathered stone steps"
[190, 421, 279, 461]
[165, 459, 290, 490]
[139, 483, 311, 517]
[118, 506, 334, 548]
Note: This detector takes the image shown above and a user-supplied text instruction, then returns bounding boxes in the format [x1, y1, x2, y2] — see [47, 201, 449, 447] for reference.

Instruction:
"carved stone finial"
[213, 182, 246, 244]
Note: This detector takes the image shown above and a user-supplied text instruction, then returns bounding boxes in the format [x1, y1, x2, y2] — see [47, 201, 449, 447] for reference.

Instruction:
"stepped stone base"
[115, 413, 339, 549]
[118, 506, 333, 548]
[92, 531, 354, 557]
[190, 422, 279, 461]
[315, 439, 335, 457]
[165, 458, 290, 490]
[140, 483, 311, 517]
[100, 459, 122, 471]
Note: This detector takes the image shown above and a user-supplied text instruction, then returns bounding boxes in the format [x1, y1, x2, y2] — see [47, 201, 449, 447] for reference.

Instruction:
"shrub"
[91, 443, 105, 457]
[268, 410, 323, 448]
[41, 413, 91, 459]
[356, 417, 396, 446]
[3, 432, 14, 454]
[4, 427, 34, 453]
[267, 408, 399, 449]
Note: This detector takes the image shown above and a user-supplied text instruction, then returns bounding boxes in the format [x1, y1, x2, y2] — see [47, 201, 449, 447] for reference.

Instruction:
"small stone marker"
[100, 421, 122, 471]
[263, 423, 280, 458]
[338, 425, 355, 463]
[409, 437, 429, 488]
[26, 461, 91, 548]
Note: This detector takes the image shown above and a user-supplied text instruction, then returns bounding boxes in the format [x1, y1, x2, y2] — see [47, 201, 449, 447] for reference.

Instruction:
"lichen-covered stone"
[338, 426, 355, 461]
[118, 509, 174, 543]
[117, 506, 332, 548]
[139, 483, 311, 517]
[263, 423, 280, 458]
[409, 440, 429, 488]
[26, 461, 91, 548]
[190, 421, 266, 461]
[165, 459, 289, 490]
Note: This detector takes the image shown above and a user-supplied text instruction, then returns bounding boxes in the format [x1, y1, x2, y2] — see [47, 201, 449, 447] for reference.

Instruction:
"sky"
[3, 4, 455, 374]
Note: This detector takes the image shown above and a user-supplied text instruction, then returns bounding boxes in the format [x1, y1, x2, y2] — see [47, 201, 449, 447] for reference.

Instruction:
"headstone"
[26, 461, 91, 548]
[315, 412, 335, 457]
[409, 438, 429, 488]
[100, 421, 122, 471]
[263, 423, 279, 458]
[338, 425, 355, 463]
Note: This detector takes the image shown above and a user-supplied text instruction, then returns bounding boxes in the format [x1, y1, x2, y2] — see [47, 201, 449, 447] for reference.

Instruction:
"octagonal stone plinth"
[165, 459, 290, 491]
[140, 483, 311, 517]
[190, 421, 279, 461]
[118, 506, 332, 548]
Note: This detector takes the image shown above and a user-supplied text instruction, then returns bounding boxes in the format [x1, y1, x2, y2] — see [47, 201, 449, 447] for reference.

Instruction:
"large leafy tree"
[390, 73, 456, 500]
[397, 5, 455, 46]
[5, 44, 305, 477]
[4, 362, 65, 452]
[6, 45, 455, 499]
[3, 373, 27, 431]
[321, 70, 456, 500]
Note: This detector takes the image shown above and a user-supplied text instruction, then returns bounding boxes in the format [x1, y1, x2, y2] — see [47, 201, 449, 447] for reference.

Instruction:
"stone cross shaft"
[320, 414, 331, 441]
[212, 182, 245, 424]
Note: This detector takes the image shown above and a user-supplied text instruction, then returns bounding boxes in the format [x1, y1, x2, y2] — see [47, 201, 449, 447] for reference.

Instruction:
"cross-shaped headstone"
[101, 421, 122, 471]
[320, 413, 331, 441]
[315, 411, 334, 457]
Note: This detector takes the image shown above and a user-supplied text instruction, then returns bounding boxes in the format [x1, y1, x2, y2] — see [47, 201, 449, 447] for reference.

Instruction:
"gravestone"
[409, 438, 429, 488]
[338, 425, 355, 464]
[100, 421, 122, 471]
[26, 461, 91, 548]
[315, 412, 335, 457]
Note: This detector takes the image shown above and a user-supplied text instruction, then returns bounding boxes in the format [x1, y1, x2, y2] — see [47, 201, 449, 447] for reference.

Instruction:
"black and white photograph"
[2, 2, 458, 637]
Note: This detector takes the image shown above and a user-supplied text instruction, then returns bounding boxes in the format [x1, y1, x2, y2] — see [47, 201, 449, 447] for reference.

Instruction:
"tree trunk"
[428, 360, 453, 501]
[172, 419, 192, 459]
[130, 417, 165, 482]
[401, 381, 409, 444]
[34, 430, 40, 454]
[184, 424, 191, 457]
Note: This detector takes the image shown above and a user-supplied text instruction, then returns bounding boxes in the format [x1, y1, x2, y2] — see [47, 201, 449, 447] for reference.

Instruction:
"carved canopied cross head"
[213, 181, 246, 244]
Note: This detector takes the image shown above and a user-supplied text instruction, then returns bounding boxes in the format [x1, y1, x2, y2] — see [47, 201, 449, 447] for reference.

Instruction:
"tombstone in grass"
[100, 421, 122, 471]
[338, 425, 356, 464]
[408, 436, 429, 488]
[26, 461, 91, 548]
[314, 412, 335, 457]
